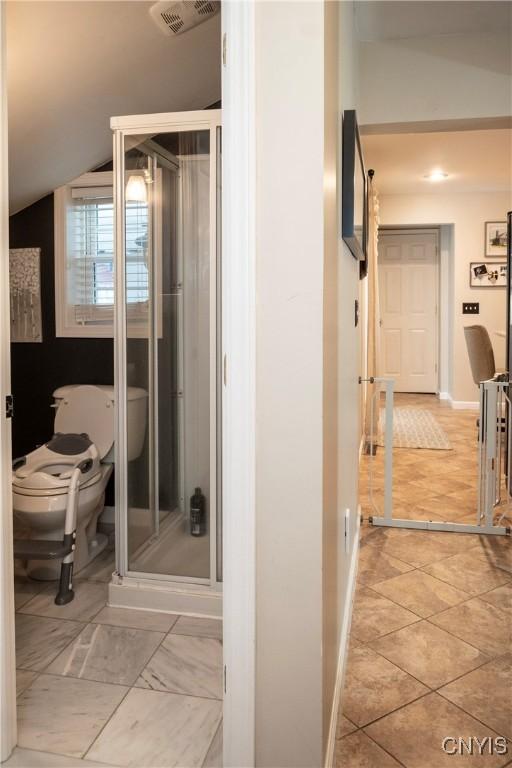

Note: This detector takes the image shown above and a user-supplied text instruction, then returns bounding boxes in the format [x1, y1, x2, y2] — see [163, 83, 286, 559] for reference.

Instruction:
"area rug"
[377, 407, 452, 450]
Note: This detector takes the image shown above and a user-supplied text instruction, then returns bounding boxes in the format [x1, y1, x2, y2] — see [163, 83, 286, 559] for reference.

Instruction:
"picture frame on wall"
[470, 261, 507, 288]
[342, 109, 367, 264]
[485, 221, 507, 257]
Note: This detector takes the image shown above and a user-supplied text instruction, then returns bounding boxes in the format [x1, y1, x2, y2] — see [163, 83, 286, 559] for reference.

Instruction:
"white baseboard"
[450, 399, 479, 411]
[437, 392, 479, 411]
[324, 507, 361, 768]
[108, 576, 222, 618]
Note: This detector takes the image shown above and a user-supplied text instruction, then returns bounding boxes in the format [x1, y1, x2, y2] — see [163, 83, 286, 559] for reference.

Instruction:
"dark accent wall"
[9, 193, 115, 499]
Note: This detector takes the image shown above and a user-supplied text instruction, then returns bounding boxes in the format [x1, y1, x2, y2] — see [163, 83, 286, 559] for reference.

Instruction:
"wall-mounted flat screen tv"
[342, 110, 367, 264]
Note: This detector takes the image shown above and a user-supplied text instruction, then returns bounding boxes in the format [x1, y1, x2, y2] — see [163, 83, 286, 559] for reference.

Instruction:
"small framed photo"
[470, 261, 507, 288]
[485, 221, 507, 257]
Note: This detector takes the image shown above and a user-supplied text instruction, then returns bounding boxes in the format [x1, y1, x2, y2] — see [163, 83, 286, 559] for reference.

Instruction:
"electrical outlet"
[463, 302, 479, 314]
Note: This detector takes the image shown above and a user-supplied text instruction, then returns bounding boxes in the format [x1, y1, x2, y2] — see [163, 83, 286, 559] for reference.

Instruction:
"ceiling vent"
[149, 0, 220, 36]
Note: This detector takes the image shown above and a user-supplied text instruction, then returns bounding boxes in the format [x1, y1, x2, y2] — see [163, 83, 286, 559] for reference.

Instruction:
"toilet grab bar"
[13, 464, 87, 606]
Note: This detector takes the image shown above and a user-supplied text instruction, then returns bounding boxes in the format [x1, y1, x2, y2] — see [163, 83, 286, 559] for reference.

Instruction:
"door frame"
[0, 3, 259, 765]
[378, 226, 441, 394]
[221, 2, 257, 765]
[0, 1, 17, 761]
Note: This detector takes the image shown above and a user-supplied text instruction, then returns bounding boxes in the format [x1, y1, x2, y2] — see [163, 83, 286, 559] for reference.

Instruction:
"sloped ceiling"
[7, 1, 221, 213]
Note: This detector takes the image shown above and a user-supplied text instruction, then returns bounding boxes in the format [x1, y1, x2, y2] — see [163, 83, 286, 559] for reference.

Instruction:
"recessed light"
[423, 170, 449, 182]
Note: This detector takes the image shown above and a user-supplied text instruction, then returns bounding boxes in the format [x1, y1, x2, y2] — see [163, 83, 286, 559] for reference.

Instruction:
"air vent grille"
[150, 0, 220, 36]
[195, 1, 216, 15]
[161, 11, 184, 34]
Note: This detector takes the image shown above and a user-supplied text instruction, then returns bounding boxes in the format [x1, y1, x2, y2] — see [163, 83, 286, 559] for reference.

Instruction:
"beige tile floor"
[7, 544, 223, 768]
[337, 393, 512, 768]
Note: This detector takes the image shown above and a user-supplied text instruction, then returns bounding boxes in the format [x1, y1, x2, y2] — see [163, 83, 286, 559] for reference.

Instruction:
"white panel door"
[379, 232, 438, 393]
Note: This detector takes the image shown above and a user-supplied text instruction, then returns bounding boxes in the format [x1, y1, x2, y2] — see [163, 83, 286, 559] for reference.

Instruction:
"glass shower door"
[114, 113, 221, 587]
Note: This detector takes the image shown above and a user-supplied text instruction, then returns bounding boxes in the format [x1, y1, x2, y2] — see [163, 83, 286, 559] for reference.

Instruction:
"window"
[55, 171, 161, 337]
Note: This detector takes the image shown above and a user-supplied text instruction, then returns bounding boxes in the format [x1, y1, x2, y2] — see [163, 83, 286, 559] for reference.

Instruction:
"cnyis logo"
[442, 737, 508, 756]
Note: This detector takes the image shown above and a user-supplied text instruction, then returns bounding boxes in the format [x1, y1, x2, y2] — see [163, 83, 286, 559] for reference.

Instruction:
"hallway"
[337, 394, 512, 767]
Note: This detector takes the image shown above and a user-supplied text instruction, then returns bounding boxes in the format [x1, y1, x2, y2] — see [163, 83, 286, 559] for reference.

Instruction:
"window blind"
[68, 192, 150, 324]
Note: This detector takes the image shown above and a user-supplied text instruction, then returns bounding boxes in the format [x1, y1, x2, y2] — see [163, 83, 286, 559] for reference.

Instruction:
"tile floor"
[6, 393, 511, 768]
[337, 393, 512, 767]
[7, 543, 223, 768]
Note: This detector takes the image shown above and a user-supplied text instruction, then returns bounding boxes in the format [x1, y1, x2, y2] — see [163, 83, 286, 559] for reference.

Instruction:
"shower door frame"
[112, 110, 222, 603]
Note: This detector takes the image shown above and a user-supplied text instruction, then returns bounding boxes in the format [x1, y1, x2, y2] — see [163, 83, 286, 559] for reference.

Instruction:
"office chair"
[464, 325, 506, 432]
[464, 325, 497, 387]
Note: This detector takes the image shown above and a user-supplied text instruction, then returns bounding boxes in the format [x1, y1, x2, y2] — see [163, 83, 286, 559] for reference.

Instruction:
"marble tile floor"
[337, 393, 512, 767]
[7, 547, 223, 768]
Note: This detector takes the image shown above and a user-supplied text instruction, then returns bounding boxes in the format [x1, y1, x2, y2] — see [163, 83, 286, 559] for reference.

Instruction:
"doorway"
[378, 229, 439, 393]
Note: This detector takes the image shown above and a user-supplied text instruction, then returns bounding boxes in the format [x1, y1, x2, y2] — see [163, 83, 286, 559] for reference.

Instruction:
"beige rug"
[378, 407, 452, 450]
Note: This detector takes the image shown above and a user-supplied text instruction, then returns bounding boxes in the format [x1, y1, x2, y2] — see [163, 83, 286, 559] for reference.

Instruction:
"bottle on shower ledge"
[190, 487, 206, 536]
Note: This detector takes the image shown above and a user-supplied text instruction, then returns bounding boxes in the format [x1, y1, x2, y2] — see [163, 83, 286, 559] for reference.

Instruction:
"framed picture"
[470, 261, 507, 288]
[9, 247, 43, 342]
[485, 221, 507, 257]
[342, 109, 367, 264]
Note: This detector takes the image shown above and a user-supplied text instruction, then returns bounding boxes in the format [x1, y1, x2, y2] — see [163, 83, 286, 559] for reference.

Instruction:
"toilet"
[12, 384, 147, 580]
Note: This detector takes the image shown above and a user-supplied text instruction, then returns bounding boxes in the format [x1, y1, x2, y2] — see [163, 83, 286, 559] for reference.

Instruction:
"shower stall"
[110, 110, 222, 615]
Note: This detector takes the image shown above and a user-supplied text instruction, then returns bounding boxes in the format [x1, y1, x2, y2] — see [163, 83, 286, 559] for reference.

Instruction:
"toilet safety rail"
[12, 455, 94, 480]
[13, 463, 87, 605]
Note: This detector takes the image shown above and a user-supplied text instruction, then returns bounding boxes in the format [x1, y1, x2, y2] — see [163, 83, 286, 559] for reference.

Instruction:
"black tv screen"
[342, 110, 367, 263]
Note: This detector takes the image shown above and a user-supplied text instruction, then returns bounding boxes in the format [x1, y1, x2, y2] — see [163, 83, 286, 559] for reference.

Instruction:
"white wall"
[336, 0, 360, 630]
[252, 2, 360, 765]
[358, 32, 512, 128]
[254, 3, 324, 765]
[379, 191, 512, 404]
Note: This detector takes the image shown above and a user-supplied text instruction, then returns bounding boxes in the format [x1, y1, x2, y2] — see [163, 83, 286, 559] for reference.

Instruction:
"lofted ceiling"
[354, 1, 512, 41]
[362, 128, 512, 195]
[7, 1, 221, 214]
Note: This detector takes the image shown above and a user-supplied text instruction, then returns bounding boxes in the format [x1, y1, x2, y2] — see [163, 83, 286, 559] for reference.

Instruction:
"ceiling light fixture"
[423, 169, 449, 182]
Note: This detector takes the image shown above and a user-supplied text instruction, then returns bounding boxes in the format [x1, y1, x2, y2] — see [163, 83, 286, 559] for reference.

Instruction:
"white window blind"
[55, 170, 162, 338]
[68, 190, 150, 324]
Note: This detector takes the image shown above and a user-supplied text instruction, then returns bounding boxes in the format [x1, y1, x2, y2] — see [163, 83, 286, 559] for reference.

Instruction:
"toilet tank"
[52, 385, 148, 462]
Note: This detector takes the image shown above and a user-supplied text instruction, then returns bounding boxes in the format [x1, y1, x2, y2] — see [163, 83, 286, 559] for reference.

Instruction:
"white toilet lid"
[54, 385, 114, 460]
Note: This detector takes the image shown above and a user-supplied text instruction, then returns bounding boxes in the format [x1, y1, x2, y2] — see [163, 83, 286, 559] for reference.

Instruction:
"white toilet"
[12, 384, 147, 580]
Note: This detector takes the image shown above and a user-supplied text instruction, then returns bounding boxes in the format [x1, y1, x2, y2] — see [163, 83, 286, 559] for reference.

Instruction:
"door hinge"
[222, 33, 227, 67]
[224, 664, 227, 693]
[5, 394, 13, 419]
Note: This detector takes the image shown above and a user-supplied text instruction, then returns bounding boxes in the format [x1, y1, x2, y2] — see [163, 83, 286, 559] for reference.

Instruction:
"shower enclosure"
[110, 110, 222, 615]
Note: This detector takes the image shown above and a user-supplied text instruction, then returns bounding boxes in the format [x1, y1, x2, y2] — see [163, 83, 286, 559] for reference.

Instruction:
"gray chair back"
[463, 325, 496, 387]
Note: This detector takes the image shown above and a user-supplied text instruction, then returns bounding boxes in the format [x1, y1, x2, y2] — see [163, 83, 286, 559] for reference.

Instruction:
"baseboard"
[450, 399, 479, 411]
[437, 392, 480, 411]
[108, 576, 222, 618]
[324, 507, 361, 768]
